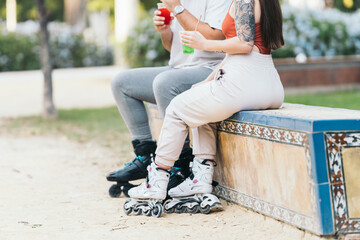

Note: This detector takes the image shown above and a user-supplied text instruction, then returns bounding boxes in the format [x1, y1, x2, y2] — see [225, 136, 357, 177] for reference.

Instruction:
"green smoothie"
[182, 45, 194, 54]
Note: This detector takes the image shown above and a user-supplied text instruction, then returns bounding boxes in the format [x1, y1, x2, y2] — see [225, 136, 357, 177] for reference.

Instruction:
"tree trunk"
[36, 0, 58, 120]
[64, 0, 87, 31]
[325, 0, 334, 8]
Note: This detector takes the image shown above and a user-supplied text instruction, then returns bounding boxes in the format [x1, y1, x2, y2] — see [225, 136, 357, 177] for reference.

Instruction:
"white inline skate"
[123, 162, 170, 218]
[163, 157, 223, 214]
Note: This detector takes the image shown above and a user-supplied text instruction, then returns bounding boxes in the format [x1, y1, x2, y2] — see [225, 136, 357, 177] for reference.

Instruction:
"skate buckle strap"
[124, 156, 143, 167]
[170, 167, 181, 177]
[155, 167, 170, 175]
[202, 159, 217, 167]
[124, 162, 134, 167]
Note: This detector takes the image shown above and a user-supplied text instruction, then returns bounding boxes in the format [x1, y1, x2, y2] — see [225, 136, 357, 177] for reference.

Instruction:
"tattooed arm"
[179, 0, 256, 54]
[234, 0, 255, 48]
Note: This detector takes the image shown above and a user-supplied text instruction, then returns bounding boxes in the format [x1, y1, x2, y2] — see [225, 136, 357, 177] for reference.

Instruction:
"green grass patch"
[1, 90, 359, 152]
[285, 90, 360, 110]
[1, 107, 132, 154]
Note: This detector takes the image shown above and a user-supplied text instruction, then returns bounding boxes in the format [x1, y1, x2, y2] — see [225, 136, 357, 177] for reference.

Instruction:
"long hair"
[259, 0, 284, 50]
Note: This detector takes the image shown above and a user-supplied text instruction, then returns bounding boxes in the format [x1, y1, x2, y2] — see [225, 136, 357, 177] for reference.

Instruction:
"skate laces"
[124, 156, 143, 167]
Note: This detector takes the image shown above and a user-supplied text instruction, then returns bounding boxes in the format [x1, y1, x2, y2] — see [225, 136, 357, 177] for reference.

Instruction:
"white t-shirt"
[168, 0, 232, 69]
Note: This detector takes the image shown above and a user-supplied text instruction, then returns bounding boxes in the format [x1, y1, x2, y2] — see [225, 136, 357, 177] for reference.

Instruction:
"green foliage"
[285, 90, 360, 110]
[123, 11, 170, 68]
[272, 45, 296, 58]
[0, 33, 40, 71]
[0, 0, 5, 20]
[0, 0, 64, 21]
[139, 0, 158, 11]
[268, 6, 360, 58]
[87, 0, 114, 28]
[0, 33, 114, 71]
[50, 33, 114, 68]
[334, 0, 360, 13]
[88, 0, 114, 12]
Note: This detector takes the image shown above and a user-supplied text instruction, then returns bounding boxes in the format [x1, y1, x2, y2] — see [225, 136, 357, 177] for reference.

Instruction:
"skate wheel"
[163, 199, 175, 214]
[164, 207, 174, 214]
[109, 184, 122, 198]
[151, 203, 162, 218]
[200, 205, 211, 214]
[187, 205, 199, 214]
[175, 206, 186, 214]
[143, 209, 152, 217]
[133, 207, 142, 216]
[164, 206, 175, 214]
[123, 199, 132, 215]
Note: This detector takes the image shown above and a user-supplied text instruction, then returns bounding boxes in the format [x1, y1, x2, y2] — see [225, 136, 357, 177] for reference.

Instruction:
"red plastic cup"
[157, 3, 171, 25]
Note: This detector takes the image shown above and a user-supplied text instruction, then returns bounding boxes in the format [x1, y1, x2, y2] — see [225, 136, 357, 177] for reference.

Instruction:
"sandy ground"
[0, 135, 329, 240]
[0, 67, 331, 239]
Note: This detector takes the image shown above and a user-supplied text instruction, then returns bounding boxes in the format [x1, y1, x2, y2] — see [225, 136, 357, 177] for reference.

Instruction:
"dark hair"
[259, 0, 284, 50]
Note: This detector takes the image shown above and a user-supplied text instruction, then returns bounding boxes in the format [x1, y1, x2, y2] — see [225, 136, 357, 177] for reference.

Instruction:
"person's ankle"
[154, 161, 171, 170]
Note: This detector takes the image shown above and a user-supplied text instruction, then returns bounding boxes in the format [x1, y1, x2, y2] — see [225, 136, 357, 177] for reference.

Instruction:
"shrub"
[0, 0, 64, 22]
[123, 11, 170, 68]
[49, 32, 113, 68]
[334, 0, 360, 13]
[139, 0, 158, 11]
[0, 33, 40, 71]
[272, 6, 360, 58]
[0, 32, 113, 71]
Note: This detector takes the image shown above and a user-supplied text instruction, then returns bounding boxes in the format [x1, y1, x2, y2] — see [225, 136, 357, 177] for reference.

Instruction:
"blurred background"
[0, 0, 359, 70]
[0, 0, 359, 128]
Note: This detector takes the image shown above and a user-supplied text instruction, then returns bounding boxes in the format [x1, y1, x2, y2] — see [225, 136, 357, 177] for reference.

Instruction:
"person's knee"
[165, 95, 181, 116]
[110, 71, 128, 94]
[153, 71, 179, 99]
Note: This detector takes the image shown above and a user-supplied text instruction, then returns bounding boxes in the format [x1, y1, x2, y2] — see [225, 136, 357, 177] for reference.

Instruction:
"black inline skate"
[106, 139, 157, 198]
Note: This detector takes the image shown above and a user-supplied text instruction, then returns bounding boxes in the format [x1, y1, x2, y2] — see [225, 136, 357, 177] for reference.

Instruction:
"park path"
[0, 66, 122, 118]
[0, 135, 324, 240]
[0, 67, 327, 239]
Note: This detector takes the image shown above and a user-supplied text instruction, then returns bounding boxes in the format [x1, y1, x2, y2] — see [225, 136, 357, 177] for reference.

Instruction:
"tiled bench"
[147, 103, 360, 236]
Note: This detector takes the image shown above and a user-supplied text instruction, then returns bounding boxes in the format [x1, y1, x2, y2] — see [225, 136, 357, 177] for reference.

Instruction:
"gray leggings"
[111, 66, 213, 141]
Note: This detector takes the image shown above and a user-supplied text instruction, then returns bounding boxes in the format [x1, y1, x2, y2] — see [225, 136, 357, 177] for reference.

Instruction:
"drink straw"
[194, 14, 202, 31]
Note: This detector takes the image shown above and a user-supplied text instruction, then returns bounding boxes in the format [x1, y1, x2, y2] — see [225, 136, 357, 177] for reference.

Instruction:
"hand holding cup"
[180, 31, 207, 51]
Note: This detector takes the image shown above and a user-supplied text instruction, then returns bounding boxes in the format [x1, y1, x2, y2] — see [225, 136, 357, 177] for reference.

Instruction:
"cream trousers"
[155, 52, 284, 167]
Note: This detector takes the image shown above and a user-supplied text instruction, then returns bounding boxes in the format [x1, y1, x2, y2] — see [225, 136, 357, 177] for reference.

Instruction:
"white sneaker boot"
[128, 162, 170, 200]
[168, 157, 214, 198]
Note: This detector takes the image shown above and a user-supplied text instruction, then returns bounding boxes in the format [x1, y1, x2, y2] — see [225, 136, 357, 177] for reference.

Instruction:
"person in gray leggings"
[106, 0, 231, 197]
